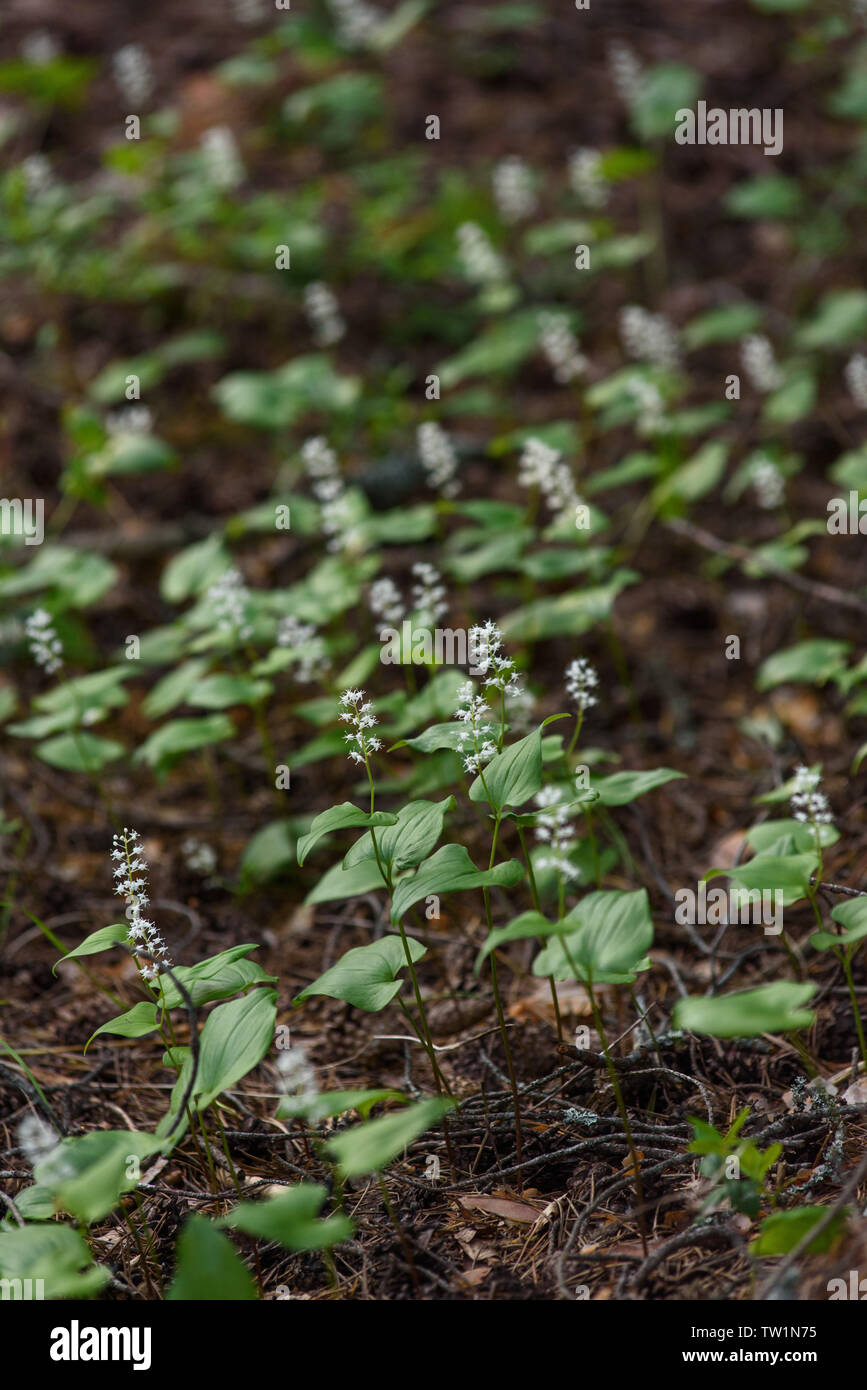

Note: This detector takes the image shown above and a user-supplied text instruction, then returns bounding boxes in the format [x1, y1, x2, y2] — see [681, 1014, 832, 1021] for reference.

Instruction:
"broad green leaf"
[142, 658, 212, 718]
[391, 721, 468, 753]
[160, 534, 231, 603]
[390, 843, 524, 923]
[54, 921, 128, 973]
[344, 797, 455, 871]
[218, 1183, 352, 1251]
[297, 802, 398, 866]
[744, 819, 838, 854]
[325, 1097, 455, 1178]
[88, 1001, 160, 1048]
[35, 1130, 164, 1225]
[0, 1223, 108, 1300]
[631, 61, 700, 142]
[475, 909, 569, 973]
[133, 714, 234, 778]
[750, 1206, 845, 1257]
[797, 290, 867, 350]
[683, 304, 762, 349]
[158, 945, 275, 1009]
[187, 674, 273, 709]
[35, 731, 123, 772]
[191, 989, 277, 1111]
[673, 982, 817, 1038]
[709, 852, 818, 904]
[811, 897, 867, 952]
[532, 889, 653, 984]
[239, 820, 297, 888]
[436, 310, 543, 388]
[756, 640, 850, 692]
[591, 767, 685, 806]
[277, 1088, 405, 1121]
[305, 858, 390, 904]
[501, 572, 637, 641]
[168, 1215, 257, 1300]
[469, 725, 547, 810]
[294, 935, 427, 1012]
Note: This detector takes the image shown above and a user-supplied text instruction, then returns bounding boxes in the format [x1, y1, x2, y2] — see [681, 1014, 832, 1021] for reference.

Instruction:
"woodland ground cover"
[2, 0, 867, 1307]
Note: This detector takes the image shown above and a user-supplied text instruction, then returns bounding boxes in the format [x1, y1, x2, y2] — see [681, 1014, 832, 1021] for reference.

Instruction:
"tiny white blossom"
[790, 766, 832, 826]
[181, 837, 218, 875]
[326, 0, 382, 48]
[565, 658, 598, 712]
[112, 828, 173, 979]
[112, 44, 153, 107]
[568, 148, 608, 209]
[518, 437, 583, 518]
[608, 41, 642, 108]
[338, 688, 382, 765]
[106, 405, 152, 436]
[411, 562, 448, 625]
[304, 281, 345, 347]
[456, 222, 506, 286]
[369, 576, 405, 626]
[277, 616, 328, 682]
[534, 785, 579, 882]
[620, 305, 679, 370]
[417, 421, 460, 497]
[200, 126, 244, 190]
[741, 334, 782, 393]
[18, 1113, 62, 1170]
[752, 457, 784, 510]
[626, 374, 665, 435]
[538, 311, 587, 384]
[21, 32, 61, 66]
[25, 608, 63, 675]
[276, 1044, 320, 1116]
[21, 154, 53, 198]
[493, 157, 537, 224]
[206, 567, 253, 642]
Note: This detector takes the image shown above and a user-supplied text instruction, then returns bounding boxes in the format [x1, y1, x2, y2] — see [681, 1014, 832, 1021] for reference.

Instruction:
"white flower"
[200, 126, 244, 190]
[456, 222, 506, 285]
[538, 312, 586, 384]
[534, 785, 579, 881]
[206, 567, 253, 642]
[790, 766, 832, 826]
[326, 0, 382, 48]
[620, 305, 679, 370]
[518, 437, 583, 517]
[18, 1113, 62, 1170]
[112, 828, 173, 978]
[741, 334, 782, 393]
[608, 41, 642, 108]
[493, 157, 537, 224]
[468, 620, 522, 699]
[21, 31, 60, 66]
[301, 436, 340, 482]
[626, 374, 665, 435]
[569, 148, 607, 209]
[752, 457, 784, 510]
[417, 421, 460, 497]
[454, 679, 498, 773]
[276, 1044, 320, 1116]
[338, 688, 382, 765]
[277, 616, 328, 682]
[411, 562, 448, 625]
[181, 837, 218, 875]
[369, 577, 405, 626]
[565, 658, 598, 711]
[112, 44, 153, 107]
[25, 608, 63, 675]
[845, 354, 867, 409]
[106, 405, 152, 436]
[304, 281, 345, 347]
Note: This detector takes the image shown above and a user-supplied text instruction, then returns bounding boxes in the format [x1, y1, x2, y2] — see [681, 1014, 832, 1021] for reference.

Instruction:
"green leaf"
[294, 935, 427, 1012]
[391, 721, 468, 753]
[683, 304, 762, 349]
[305, 858, 389, 905]
[158, 946, 275, 1009]
[297, 802, 399, 866]
[673, 982, 817, 1038]
[214, 355, 360, 429]
[325, 1097, 455, 1178]
[218, 1183, 353, 1251]
[532, 889, 654, 984]
[812, 897, 867, 952]
[191, 989, 277, 1112]
[750, 1206, 845, 1257]
[277, 1088, 405, 1121]
[187, 674, 273, 709]
[344, 797, 455, 871]
[475, 909, 569, 973]
[390, 843, 524, 923]
[160, 534, 231, 603]
[239, 820, 297, 888]
[133, 714, 234, 778]
[797, 290, 867, 350]
[469, 725, 547, 810]
[54, 921, 128, 973]
[142, 658, 212, 718]
[756, 639, 850, 691]
[436, 310, 543, 388]
[724, 173, 803, 220]
[168, 1215, 257, 1300]
[592, 767, 685, 806]
[745, 819, 838, 854]
[0, 1223, 108, 1299]
[632, 62, 700, 141]
[35, 731, 123, 772]
[710, 852, 818, 903]
[501, 572, 637, 642]
[763, 368, 816, 425]
[35, 1130, 164, 1225]
[88, 1001, 160, 1048]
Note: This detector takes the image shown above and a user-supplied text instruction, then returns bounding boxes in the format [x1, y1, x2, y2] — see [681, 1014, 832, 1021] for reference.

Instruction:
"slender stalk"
[484, 810, 524, 1182]
[841, 950, 867, 1074]
[516, 823, 563, 1044]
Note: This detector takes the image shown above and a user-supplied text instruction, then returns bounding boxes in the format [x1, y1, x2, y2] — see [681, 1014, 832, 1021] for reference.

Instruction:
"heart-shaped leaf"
[294, 935, 427, 1012]
[390, 843, 524, 923]
[218, 1183, 353, 1251]
[297, 802, 398, 866]
[673, 981, 816, 1038]
[325, 1096, 455, 1178]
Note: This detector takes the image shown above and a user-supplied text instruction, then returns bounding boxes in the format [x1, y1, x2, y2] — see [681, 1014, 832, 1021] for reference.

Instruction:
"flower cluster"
[417, 421, 460, 497]
[620, 305, 679, 370]
[740, 334, 782, 393]
[200, 126, 244, 190]
[106, 405, 152, 436]
[455, 681, 498, 774]
[752, 457, 784, 510]
[277, 615, 328, 682]
[327, 0, 382, 48]
[608, 41, 643, 108]
[789, 766, 832, 826]
[181, 837, 218, 876]
[538, 311, 587, 384]
[568, 148, 607, 208]
[626, 375, 665, 434]
[518, 437, 582, 517]
[493, 157, 537, 223]
[534, 785, 579, 882]
[845, 354, 867, 409]
[276, 1043, 320, 1117]
[25, 608, 63, 675]
[302, 436, 356, 552]
[456, 222, 506, 285]
[339, 688, 382, 765]
[304, 281, 346, 347]
[369, 576, 405, 626]
[411, 562, 448, 625]
[112, 44, 153, 107]
[206, 567, 253, 642]
[469, 619, 521, 698]
[111, 829, 172, 981]
[565, 658, 598, 711]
